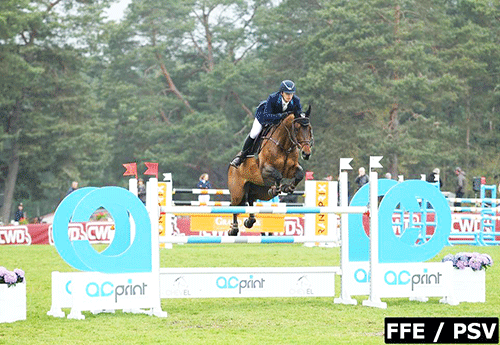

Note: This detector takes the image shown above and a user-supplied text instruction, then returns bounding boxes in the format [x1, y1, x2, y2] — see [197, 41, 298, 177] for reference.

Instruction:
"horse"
[227, 105, 313, 236]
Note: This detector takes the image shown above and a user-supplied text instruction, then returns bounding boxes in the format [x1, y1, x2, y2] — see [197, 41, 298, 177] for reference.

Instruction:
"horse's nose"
[302, 151, 311, 160]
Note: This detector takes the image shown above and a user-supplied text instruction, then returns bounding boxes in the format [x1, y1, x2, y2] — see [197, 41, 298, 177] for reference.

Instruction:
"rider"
[230, 80, 302, 167]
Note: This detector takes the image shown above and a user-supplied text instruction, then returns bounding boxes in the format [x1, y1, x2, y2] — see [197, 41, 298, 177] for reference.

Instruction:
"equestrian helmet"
[279, 80, 296, 94]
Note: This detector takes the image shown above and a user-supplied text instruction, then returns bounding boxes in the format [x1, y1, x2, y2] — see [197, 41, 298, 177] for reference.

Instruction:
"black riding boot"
[230, 136, 255, 167]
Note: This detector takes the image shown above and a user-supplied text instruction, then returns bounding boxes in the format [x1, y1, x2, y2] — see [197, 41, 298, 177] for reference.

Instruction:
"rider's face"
[281, 92, 294, 103]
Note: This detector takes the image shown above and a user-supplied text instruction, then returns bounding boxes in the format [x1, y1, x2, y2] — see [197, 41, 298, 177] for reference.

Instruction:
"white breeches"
[249, 118, 263, 139]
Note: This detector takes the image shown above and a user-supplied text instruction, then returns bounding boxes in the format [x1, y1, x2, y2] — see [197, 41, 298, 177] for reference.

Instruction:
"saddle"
[249, 124, 275, 161]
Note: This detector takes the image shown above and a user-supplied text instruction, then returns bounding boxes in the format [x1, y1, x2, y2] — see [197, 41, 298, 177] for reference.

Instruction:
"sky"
[105, 0, 132, 22]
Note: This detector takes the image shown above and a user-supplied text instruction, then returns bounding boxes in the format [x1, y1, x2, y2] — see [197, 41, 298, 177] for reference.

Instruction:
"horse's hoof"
[228, 224, 239, 236]
[244, 218, 256, 229]
[268, 186, 280, 197]
[282, 184, 295, 194]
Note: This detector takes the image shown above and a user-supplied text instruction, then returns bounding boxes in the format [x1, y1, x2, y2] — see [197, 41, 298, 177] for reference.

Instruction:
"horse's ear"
[305, 105, 311, 117]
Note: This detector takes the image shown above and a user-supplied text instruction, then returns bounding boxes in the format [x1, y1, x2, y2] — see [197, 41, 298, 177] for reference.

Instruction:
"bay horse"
[227, 105, 313, 236]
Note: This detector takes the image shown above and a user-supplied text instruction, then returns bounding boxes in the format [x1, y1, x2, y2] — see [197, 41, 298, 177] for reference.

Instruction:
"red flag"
[144, 162, 159, 179]
[122, 163, 138, 179]
[305, 171, 314, 180]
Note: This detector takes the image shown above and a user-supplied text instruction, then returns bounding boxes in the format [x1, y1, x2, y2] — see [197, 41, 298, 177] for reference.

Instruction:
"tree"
[0, 0, 112, 221]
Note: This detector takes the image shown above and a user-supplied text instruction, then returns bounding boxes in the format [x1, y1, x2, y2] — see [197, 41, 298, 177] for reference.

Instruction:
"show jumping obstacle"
[159, 173, 340, 245]
[48, 157, 486, 320]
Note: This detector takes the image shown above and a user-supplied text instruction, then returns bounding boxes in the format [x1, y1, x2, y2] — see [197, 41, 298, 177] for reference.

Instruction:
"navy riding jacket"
[255, 92, 302, 125]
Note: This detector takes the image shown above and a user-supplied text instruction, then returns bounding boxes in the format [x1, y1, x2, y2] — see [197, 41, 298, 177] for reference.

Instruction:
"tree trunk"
[1, 140, 20, 224]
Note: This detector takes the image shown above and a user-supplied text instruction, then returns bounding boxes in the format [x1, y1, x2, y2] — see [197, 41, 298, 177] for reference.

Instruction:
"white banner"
[159, 267, 338, 298]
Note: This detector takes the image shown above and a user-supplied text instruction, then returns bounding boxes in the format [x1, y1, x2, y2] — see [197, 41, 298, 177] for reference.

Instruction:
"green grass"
[1, 244, 499, 344]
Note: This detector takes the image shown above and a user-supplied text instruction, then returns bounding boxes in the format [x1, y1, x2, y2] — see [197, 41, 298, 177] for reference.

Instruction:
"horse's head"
[291, 105, 313, 160]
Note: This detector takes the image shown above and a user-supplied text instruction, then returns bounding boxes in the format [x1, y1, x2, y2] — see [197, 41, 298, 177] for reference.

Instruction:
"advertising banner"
[159, 267, 338, 299]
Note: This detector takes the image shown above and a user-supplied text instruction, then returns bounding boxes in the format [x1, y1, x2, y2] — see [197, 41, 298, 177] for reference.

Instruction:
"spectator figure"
[66, 181, 78, 196]
[355, 167, 369, 190]
[14, 203, 25, 222]
[197, 173, 212, 204]
[455, 167, 466, 207]
[137, 178, 146, 204]
[385, 172, 392, 180]
[426, 168, 443, 189]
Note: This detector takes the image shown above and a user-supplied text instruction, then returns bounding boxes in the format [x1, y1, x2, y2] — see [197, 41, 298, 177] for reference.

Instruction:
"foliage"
[1, 0, 500, 218]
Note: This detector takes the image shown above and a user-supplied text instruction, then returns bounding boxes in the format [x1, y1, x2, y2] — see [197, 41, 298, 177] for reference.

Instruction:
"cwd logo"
[52, 187, 152, 273]
[0, 226, 32, 245]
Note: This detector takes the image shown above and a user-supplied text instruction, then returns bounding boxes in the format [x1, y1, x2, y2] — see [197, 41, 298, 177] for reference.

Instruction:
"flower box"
[451, 267, 485, 303]
[441, 252, 491, 304]
[0, 282, 26, 323]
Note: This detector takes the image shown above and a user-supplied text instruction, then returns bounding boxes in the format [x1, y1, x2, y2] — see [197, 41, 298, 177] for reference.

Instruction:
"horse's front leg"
[282, 165, 305, 194]
[266, 167, 283, 197]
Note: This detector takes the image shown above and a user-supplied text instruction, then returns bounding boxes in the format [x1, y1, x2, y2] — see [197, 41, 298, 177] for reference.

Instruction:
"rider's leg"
[230, 119, 262, 167]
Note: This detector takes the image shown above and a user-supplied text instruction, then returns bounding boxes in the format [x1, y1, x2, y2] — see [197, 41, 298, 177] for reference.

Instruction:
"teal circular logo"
[52, 187, 152, 273]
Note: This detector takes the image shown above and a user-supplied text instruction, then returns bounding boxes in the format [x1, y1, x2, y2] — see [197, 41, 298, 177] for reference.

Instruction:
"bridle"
[262, 115, 314, 154]
[289, 117, 314, 151]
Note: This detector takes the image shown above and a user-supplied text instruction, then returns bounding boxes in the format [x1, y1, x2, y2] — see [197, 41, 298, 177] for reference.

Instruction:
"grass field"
[1, 244, 499, 344]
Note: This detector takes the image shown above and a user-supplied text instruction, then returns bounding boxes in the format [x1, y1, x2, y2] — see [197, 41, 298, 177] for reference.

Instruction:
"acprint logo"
[354, 268, 371, 283]
[384, 270, 410, 286]
[384, 269, 443, 291]
[216, 275, 266, 294]
[84, 279, 148, 303]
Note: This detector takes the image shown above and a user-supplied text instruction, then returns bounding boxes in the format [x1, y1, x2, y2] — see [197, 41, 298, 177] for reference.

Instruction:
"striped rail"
[449, 206, 500, 213]
[171, 201, 302, 207]
[158, 235, 338, 244]
[161, 205, 367, 215]
[447, 197, 500, 204]
[173, 188, 305, 196]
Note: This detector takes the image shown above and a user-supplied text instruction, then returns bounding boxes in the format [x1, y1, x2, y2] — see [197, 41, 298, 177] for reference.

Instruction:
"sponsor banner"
[190, 214, 301, 233]
[48, 222, 115, 245]
[3, 212, 499, 246]
[52, 271, 158, 311]
[173, 216, 305, 236]
[343, 261, 452, 298]
[0, 226, 32, 245]
[157, 182, 167, 206]
[159, 267, 337, 299]
[315, 181, 329, 235]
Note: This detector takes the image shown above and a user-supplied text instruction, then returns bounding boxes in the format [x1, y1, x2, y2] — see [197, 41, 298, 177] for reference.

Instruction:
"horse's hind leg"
[244, 197, 257, 229]
[228, 167, 247, 236]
